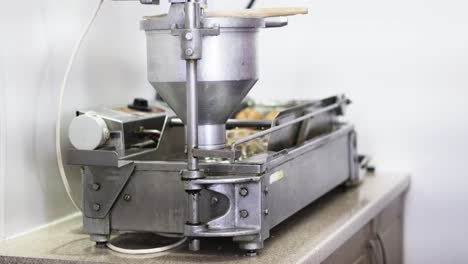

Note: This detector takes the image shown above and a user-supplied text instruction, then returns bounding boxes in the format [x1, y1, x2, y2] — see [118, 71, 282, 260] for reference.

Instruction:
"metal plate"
[83, 163, 135, 219]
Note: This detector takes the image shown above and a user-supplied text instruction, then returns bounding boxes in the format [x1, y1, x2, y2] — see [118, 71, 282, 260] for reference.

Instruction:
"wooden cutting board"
[205, 7, 308, 18]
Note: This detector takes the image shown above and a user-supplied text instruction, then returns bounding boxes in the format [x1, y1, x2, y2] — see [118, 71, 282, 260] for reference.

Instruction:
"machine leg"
[245, 250, 258, 257]
[188, 238, 201, 251]
[90, 234, 109, 248]
[238, 237, 264, 257]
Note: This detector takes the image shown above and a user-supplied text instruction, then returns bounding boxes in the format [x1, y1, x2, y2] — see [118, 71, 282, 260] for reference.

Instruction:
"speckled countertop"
[0, 172, 410, 264]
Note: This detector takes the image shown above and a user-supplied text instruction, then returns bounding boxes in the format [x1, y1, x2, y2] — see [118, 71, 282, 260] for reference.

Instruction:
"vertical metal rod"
[184, 0, 201, 251]
[184, 0, 198, 28]
[188, 192, 200, 224]
[186, 60, 199, 171]
[188, 238, 201, 251]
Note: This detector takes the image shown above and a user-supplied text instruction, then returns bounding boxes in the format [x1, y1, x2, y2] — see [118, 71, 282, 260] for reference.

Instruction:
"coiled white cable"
[55, 0, 186, 254]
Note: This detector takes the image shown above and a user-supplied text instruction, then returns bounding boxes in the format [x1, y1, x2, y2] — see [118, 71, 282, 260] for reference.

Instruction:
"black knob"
[128, 98, 151, 112]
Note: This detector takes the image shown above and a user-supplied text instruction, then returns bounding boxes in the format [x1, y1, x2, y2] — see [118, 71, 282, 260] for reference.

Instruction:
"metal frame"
[70, 112, 359, 253]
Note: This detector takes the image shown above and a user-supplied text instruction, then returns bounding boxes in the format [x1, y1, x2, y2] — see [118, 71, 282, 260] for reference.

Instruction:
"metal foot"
[238, 238, 263, 256]
[95, 241, 107, 248]
[189, 238, 201, 251]
[90, 234, 109, 243]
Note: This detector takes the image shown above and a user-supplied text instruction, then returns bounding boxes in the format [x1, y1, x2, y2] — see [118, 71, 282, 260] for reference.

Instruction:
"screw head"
[185, 32, 193, 40]
[123, 194, 131, 201]
[91, 183, 100, 191]
[210, 196, 219, 205]
[264, 209, 269, 215]
[239, 187, 249, 197]
[92, 203, 101, 211]
[240, 210, 249, 219]
[185, 48, 194, 56]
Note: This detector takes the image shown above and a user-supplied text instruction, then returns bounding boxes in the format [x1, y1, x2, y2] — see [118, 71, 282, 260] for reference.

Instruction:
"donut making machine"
[66, 0, 362, 255]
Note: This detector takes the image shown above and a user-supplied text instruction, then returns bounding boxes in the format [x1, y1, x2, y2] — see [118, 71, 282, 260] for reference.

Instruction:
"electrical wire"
[246, 0, 256, 9]
[55, 0, 186, 254]
[56, 0, 105, 213]
[107, 236, 188, 255]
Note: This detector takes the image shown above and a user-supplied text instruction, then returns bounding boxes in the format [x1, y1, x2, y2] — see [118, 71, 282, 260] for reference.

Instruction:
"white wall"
[0, 1, 155, 238]
[0, 28, 6, 239]
[1, 0, 467, 263]
[254, 1, 468, 263]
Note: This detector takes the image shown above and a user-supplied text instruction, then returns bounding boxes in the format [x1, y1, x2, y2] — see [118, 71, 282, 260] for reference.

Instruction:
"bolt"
[92, 203, 101, 211]
[239, 187, 249, 197]
[366, 166, 376, 173]
[185, 32, 193, 40]
[240, 210, 249, 219]
[123, 194, 131, 201]
[264, 186, 269, 194]
[185, 48, 194, 56]
[210, 196, 219, 205]
[91, 183, 100, 191]
[264, 209, 269, 215]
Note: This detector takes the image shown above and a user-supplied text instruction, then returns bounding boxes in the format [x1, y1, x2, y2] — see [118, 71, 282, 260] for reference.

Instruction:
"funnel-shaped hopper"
[144, 26, 259, 149]
[153, 80, 257, 149]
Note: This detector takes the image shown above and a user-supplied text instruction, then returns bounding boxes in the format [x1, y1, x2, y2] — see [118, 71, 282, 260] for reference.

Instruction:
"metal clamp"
[171, 25, 220, 60]
[181, 169, 204, 180]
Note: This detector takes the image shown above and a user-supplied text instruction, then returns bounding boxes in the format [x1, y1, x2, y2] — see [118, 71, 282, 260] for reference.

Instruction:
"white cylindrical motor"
[68, 112, 109, 150]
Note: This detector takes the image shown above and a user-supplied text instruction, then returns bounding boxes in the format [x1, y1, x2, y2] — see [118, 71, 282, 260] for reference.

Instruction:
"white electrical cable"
[56, 0, 105, 213]
[107, 236, 188, 255]
[55, 0, 187, 254]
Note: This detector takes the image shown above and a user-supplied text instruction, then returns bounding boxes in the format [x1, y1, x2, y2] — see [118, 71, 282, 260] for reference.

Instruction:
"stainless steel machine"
[67, 0, 361, 256]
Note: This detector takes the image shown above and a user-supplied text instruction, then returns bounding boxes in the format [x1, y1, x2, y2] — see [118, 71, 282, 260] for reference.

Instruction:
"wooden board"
[205, 7, 308, 18]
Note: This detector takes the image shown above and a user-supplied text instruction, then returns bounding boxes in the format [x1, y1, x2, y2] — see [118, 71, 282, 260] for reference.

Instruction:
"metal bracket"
[171, 25, 220, 60]
[181, 169, 204, 181]
[184, 182, 262, 238]
[67, 149, 132, 168]
[83, 163, 135, 219]
[193, 148, 241, 160]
